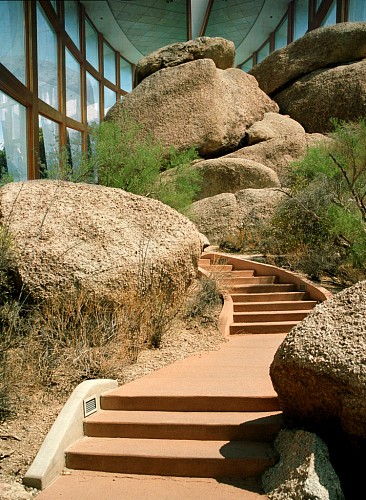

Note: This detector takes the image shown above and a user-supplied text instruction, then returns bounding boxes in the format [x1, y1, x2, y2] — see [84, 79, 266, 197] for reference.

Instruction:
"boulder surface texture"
[135, 36, 235, 85]
[262, 430, 344, 500]
[0, 180, 201, 301]
[270, 280, 366, 443]
[250, 23, 366, 133]
[107, 58, 278, 157]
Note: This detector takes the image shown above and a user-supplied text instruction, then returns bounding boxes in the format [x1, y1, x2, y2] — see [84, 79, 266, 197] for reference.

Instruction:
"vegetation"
[261, 119, 366, 282]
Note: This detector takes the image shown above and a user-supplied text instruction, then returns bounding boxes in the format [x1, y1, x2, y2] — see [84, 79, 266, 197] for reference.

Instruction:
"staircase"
[36, 253, 330, 498]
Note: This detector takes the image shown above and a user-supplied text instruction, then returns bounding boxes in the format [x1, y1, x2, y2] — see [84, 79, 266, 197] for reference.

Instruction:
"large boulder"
[186, 158, 280, 200]
[274, 59, 366, 133]
[135, 36, 235, 85]
[246, 112, 305, 145]
[250, 22, 366, 95]
[270, 280, 366, 444]
[262, 430, 344, 500]
[188, 188, 284, 245]
[107, 58, 278, 157]
[0, 180, 202, 301]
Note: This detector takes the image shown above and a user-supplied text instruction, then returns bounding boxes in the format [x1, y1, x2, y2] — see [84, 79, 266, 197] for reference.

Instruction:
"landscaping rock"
[189, 158, 280, 200]
[0, 180, 201, 301]
[270, 280, 366, 444]
[250, 22, 366, 95]
[274, 59, 366, 133]
[135, 36, 235, 85]
[107, 58, 278, 157]
[246, 112, 305, 145]
[188, 188, 284, 245]
[262, 430, 344, 500]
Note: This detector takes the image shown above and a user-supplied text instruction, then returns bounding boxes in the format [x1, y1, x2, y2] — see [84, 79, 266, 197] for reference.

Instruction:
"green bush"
[263, 119, 366, 281]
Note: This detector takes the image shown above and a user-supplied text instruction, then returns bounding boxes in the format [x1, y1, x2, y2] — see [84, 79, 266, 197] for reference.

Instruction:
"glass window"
[39, 115, 59, 178]
[65, 48, 81, 122]
[0, 1, 26, 84]
[50, 1, 57, 10]
[86, 72, 100, 124]
[294, 0, 308, 40]
[0, 90, 27, 182]
[321, 1, 337, 26]
[104, 42, 116, 84]
[241, 58, 253, 72]
[37, 3, 58, 109]
[275, 16, 288, 50]
[316, 0, 322, 9]
[66, 128, 82, 173]
[86, 18, 99, 70]
[65, 0, 80, 48]
[257, 41, 270, 63]
[104, 87, 116, 116]
[348, 0, 366, 21]
[120, 57, 133, 92]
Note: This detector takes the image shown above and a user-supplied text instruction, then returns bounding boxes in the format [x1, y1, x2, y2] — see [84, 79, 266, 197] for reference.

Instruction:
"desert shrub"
[262, 119, 366, 281]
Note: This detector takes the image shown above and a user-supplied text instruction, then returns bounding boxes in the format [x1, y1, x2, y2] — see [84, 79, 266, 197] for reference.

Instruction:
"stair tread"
[67, 437, 276, 460]
[232, 320, 300, 326]
[85, 410, 282, 426]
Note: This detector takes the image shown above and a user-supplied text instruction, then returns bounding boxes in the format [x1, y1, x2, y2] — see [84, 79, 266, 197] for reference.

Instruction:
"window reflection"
[37, 3, 58, 109]
[257, 41, 270, 63]
[275, 16, 288, 50]
[66, 48, 81, 122]
[241, 58, 253, 72]
[348, 0, 366, 21]
[294, 0, 308, 40]
[104, 87, 116, 116]
[65, 0, 80, 48]
[39, 115, 59, 179]
[86, 72, 100, 124]
[86, 18, 99, 70]
[321, 1, 337, 26]
[120, 57, 133, 92]
[0, 90, 27, 182]
[104, 42, 116, 84]
[66, 128, 82, 174]
[0, 1, 26, 84]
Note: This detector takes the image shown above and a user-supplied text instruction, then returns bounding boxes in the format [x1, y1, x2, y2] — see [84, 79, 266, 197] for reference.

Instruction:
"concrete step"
[231, 292, 307, 303]
[66, 437, 277, 478]
[221, 276, 277, 285]
[225, 270, 255, 277]
[230, 321, 299, 335]
[233, 301, 317, 312]
[233, 310, 309, 323]
[204, 264, 233, 272]
[101, 394, 280, 412]
[227, 284, 297, 294]
[84, 410, 283, 442]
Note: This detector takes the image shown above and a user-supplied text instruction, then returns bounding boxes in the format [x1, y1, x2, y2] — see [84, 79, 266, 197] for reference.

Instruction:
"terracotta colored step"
[66, 437, 277, 478]
[233, 310, 309, 323]
[227, 284, 297, 294]
[225, 270, 255, 277]
[231, 292, 308, 302]
[101, 394, 280, 412]
[84, 410, 283, 442]
[230, 320, 299, 335]
[220, 276, 277, 285]
[203, 264, 233, 272]
[233, 300, 317, 312]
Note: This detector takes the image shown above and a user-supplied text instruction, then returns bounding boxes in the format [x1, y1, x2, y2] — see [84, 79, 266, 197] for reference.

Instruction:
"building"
[0, 0, 365, 181]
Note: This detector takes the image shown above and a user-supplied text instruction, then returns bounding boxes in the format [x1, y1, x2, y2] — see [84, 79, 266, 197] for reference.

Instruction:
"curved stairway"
[36, 253, 330, 499]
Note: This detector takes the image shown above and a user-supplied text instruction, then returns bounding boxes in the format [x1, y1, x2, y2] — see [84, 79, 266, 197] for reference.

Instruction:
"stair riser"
[233, 312, 308, 322]
[220, 277, 276, 285]
[101, 396, 280, 412]
[231, 293, 307, 302]
[230, 323, 297, 335]
[233, 302, 317, 312]
[227, 285, 297, 294]
[84, 421, 282, 442]
[65, 454, 276, 478]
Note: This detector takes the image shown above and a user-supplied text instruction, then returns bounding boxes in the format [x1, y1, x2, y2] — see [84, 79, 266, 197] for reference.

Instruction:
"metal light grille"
[84, 396, 97, 417]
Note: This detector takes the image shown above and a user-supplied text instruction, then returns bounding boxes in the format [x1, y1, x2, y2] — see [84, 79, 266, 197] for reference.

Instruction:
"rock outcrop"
[183, 158, 280, 200]
[107, 58, 278, 157]
[0, 180, 201, 301]
[188, 188, 284, 245]
[246, 112, 305, 145]
[250, 23, 366, 133]
[274, 59, 366, 133]
[262, 430, 344, 500]
[270, 280, 366, 444]
[250, 22, 366, 95]
[135, 36, 235, 85]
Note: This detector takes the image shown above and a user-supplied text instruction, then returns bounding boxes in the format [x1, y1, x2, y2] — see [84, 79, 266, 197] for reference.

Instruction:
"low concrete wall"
[23, 378, 118, 490]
